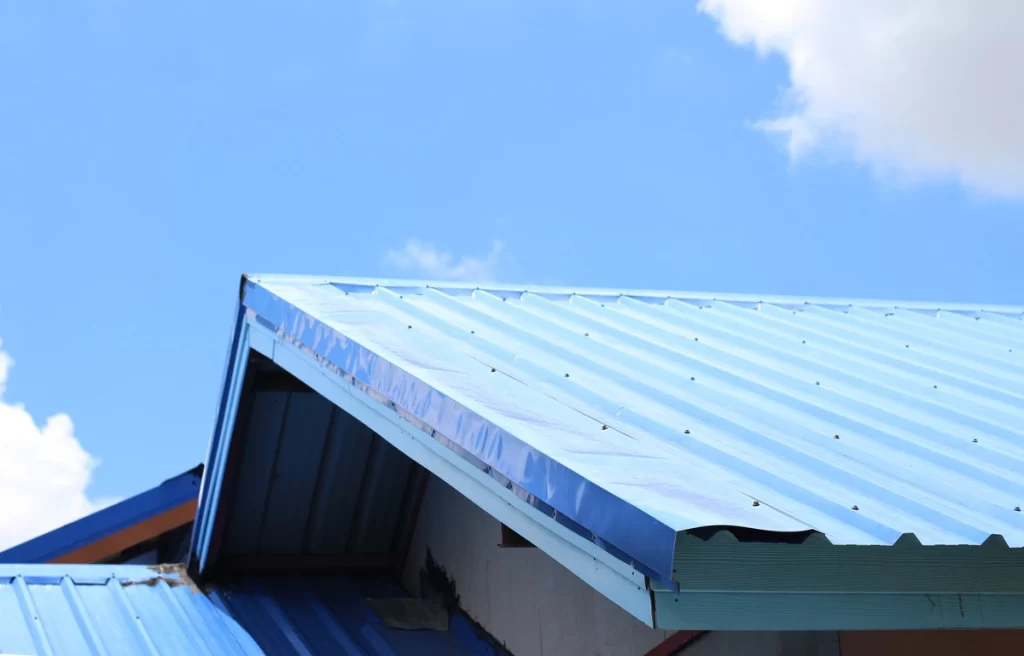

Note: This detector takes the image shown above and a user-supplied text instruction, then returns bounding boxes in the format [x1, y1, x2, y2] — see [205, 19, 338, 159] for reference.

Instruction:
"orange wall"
[51, 501, 197, 564]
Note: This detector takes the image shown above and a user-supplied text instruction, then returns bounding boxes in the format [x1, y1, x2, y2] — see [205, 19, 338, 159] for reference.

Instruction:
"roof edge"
[245, 274, 1024, 315]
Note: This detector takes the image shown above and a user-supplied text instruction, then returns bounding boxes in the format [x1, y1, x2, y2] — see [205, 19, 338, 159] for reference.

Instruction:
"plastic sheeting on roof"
[239, 275, 1024, 580]
[0, 565, 252, 655]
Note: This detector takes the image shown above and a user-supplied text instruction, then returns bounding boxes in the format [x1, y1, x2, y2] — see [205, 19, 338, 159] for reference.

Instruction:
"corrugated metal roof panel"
[0, 565, 499, 655]
[227, 276, 1024, 580]
[208, 575, 500, 656]
[0, 564, 254, 655]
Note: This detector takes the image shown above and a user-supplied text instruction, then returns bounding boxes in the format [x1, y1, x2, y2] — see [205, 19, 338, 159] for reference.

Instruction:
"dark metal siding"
[221, 360, 423, 565]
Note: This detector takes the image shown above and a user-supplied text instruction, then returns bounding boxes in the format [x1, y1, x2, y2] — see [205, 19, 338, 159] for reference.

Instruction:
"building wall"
[401, 474, 843, 656]
[686, 632, 840, 656]
[401, 475, 671, 656]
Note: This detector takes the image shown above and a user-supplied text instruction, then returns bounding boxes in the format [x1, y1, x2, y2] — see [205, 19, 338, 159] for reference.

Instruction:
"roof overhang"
[189, 275, 1024, 631]
[190, 299, 657, 625]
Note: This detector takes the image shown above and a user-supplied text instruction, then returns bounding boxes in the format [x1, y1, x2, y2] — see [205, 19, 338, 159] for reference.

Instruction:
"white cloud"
[0, 340, 108, 550]
[384, 239, 505, 281]
[699, 0, 1024, 197]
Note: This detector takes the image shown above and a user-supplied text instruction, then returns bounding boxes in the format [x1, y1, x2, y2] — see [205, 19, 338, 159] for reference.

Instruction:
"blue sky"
[0, 1, 1021, 539]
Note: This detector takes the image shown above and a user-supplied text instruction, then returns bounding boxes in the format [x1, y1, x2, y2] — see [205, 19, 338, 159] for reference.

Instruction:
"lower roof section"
[0, 564, 247, 655]
[0, 564, 502, 656]
[207, 575, 501, 656]
[0, 466, 201, 564]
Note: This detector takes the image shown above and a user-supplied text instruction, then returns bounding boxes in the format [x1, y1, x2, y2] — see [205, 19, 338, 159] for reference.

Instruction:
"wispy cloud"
[384, 239, 505, 281]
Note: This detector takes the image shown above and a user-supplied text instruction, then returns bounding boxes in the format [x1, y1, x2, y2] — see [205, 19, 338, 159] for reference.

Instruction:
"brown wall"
[841, 630, 1024, 656]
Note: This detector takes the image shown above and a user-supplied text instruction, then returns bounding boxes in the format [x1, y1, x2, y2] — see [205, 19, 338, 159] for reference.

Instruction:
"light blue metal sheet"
[0, 564, 255, 655]
[235, 275, 1024, 580]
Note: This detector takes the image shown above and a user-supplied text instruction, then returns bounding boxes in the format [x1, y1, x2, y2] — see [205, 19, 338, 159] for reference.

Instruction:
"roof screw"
[852, 505, 860, 511]
[684, 429, 691, 434]
[584, 332, 590, 337]
[564, 373, 570, 378]
[491, 368, 496, 373]
[752, 500, 760, 507]
[471, 330, 476, 334]
[399, 295, 404, 299]
[972, 438, 979, 443]
[833, 434, 840, 439]
[694, 337, 699, 342]
[601, 425, 608, 431]
[815, 381, 820, 386]
[407, 325, 413, 329]
[905, 344, 910, 348]
[690, 376, 695, 381]
[933, 384, 938, 389]
[1016, 507, 1021, 512]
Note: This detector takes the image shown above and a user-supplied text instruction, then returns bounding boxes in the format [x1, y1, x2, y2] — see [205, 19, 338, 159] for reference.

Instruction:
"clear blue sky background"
[1, 1, 1021, 501]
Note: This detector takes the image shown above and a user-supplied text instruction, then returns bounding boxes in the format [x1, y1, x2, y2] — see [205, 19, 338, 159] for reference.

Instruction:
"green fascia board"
[656, 530, 1024, 630]
[672, 531, 1024, 594]
[653, 590, 1024, 631]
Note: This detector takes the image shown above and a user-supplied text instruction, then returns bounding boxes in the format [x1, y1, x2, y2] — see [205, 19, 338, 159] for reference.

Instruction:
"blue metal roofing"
[0, 564, 252, 655]
[198, 275, 1024, 582]
[0, 564, 497, 656]
[207, 575, 501, 655]
[0, 466, 202, 564]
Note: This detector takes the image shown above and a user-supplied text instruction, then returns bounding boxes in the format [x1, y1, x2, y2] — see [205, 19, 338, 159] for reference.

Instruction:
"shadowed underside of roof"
[229, 275, 1024, 579]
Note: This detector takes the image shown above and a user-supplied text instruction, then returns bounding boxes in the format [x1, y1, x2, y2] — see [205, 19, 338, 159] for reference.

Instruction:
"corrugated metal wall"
[219, 355, 425, 567]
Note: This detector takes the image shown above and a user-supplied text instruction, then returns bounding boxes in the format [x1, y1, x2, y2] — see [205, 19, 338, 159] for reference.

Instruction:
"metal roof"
[207, 575, 501, 655]
[0, 564, 497, 656]
[0, 466, 202, 564]
[0, 564, 252, 655]
[199, 275, 1024, 582]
